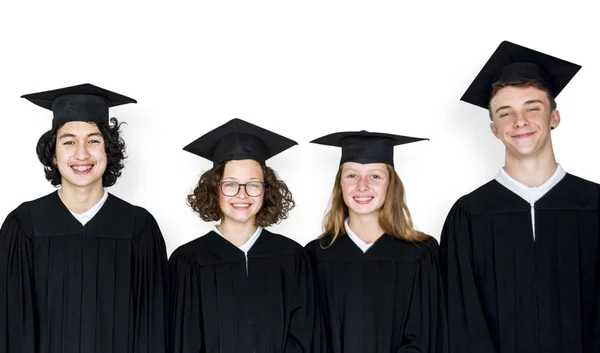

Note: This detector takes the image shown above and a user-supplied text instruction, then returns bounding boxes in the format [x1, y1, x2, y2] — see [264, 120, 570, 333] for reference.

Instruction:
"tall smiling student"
[169, 118, 315, 353]
[441, 41, 600, 353]
[0, 83, 169, 353]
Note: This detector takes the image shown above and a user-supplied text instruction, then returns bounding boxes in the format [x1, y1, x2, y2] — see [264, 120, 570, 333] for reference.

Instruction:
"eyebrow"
[58, 132, 103, 140]
[343, 169, 386, 174]
[221, 177, 262, 181]
[524, 99, 544, 105]
[494, 99, 545, 114]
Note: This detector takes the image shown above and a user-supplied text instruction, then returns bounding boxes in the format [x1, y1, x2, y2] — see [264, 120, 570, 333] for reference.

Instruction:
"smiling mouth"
[512, 132, 536, 139]
[353, 196, 374, 204]
[231, 203, 251, 210]
[71, 165, 94, 174]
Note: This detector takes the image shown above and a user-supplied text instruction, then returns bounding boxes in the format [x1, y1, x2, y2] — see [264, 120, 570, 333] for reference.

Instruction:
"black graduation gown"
[0, 191, 169, 353]
[440, 173, 600, 353]
[305, 234, 446, 353]
[168, 229, 315, 353]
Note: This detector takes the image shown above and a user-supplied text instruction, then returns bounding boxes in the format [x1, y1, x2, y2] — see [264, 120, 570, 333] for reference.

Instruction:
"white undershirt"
[214, 225, 263, 258]
[494, 164, 566, 240]
[344, 217, 375, 253]
[69, 189, 109, 226]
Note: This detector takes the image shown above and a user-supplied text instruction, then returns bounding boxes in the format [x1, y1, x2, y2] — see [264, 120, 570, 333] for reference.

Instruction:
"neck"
[58, 182, 105, 214]
[504, 146, 558, 187]
[218, 218, 258, 247]
[348, 211, 384, 244]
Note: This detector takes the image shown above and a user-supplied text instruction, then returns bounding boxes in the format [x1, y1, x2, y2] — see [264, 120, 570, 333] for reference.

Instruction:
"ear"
[490, 122, 500, 139]
[550, 109, 561, 130]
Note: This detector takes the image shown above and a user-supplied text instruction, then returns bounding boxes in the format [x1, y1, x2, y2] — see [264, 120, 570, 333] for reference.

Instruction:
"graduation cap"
[21, 83, 137, 128]
[461, 40, 581, 109]
[183, 118, 298, 166]
[310, 130, 428, 167]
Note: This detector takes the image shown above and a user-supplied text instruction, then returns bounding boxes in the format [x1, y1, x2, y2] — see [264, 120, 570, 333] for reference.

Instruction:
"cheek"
[252, 195, 265, 211]
[218, 192, 229, 212]
[375, 182, 389, 201]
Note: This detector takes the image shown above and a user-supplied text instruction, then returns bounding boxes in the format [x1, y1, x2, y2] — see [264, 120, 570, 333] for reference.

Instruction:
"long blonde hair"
[319, 165, 428, 247]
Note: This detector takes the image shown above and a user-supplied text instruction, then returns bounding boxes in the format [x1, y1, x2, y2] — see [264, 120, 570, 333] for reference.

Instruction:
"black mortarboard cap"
[310, 130, 428, 167]
[183, 118, 298, 166]
[461, 40, 581, 109]
[21, 83, 137, 128]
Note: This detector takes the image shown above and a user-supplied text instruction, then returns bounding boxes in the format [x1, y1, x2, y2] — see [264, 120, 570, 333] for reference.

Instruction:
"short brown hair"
[488, 79, 557, 120]
[319, 165, 429, 247]
[187, 162, 295, 227]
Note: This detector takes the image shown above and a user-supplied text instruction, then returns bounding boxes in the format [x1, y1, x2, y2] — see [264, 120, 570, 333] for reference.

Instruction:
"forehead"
[342, 162, 388, 173]
[57, 121, 101, 136]
[222, 159, 264, 179]
[490, 85, 550, 110]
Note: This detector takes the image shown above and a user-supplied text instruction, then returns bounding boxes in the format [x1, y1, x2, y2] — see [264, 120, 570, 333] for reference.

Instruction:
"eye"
[499, 112, 510, 118]
[62, 141, 75, 145]
[345, 174, 357, 179]
[88, 139, 102, 144]
[247, 182, 263, 190]
[527, 107, 540, 112]
[370, 174, 381, 179]
[224, 182, 238, 188]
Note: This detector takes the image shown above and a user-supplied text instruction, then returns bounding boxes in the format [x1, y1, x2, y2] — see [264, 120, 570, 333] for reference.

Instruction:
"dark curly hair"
[36, 117, 127, 187]
[187, 162, 295, 227]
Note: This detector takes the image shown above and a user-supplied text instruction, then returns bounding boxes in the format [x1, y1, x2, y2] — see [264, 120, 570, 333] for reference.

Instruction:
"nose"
[355, 177, 369, 192]
[237, 185, 249, 199]
[74, 143, 90, 160]
[513, 112, 529, 129]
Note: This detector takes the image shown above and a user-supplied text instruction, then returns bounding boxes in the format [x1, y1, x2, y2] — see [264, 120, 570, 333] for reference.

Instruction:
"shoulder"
[105, 193, 161, 231]
[378, 235, 439, 262]
[260, 229, 304, 252]
[304, 235, 335, 253]
[170, 231, 215, 261]
[562, 173, 600, 190]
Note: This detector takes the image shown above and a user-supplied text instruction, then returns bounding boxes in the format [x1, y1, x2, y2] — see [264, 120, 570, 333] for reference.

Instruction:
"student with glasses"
[168, 118, 315, 353]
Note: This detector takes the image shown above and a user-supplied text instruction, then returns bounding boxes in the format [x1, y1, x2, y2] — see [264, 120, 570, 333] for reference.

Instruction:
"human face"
[489, 86, 560, 159]
[218, 159, 265, 226]
[54, 121, 107, 191]
[340, 162, 389, 217]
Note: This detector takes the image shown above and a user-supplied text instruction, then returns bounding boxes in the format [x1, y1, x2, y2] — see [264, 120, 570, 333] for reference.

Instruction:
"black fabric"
[0, 191, 169, 353]
[182, 118, 298, 166]
[21, 83, 137, 128]
[440, 174, 600, 353]
[169, 229, 315, 353]
[460, 40, 581, 109]
[310, 130, 428, 167]
[305, 234, 447, 353]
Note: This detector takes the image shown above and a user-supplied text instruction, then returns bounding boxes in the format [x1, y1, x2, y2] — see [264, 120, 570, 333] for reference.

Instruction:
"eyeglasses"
[218, 181, 267, 197]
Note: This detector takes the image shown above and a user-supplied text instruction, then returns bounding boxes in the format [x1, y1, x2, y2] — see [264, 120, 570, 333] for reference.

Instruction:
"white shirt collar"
[495, 164, 567, 204]
[214, 225, 263, 256]
[344, 218, 374, 253]
[70, 189, 109, 226]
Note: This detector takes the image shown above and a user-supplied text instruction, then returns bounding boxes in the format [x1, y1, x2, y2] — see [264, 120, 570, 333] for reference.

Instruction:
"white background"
[1, 0, 599, 256]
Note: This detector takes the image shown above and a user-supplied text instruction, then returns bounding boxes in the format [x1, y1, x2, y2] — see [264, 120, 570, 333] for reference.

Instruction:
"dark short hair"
[488, 79, 557, 120]
[187, 162, 295, 227]
[36, 117, 127, 187]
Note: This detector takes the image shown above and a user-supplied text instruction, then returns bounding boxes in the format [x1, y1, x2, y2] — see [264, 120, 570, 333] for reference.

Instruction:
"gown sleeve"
[131, 210, 169, 353]
[168, 250, 204, 353]
[439, 202, 497, 353]
[398, 237, 448, 353]
[0, 210, 36, 353]
[303, 241, 328, 353]
[283, 248, 316, 353]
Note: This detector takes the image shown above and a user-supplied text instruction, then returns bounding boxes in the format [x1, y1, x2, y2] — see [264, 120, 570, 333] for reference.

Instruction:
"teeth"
[72, 165, 92, 172]
[232, 204, 250, 208]
[354, 197, 373, 201]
